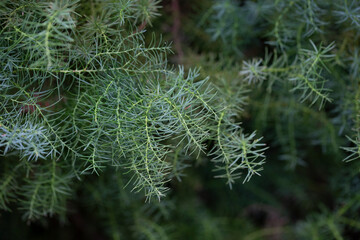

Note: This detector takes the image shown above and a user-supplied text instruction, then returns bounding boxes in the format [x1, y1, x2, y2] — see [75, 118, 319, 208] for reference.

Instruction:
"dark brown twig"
[171, 0, 183, 63]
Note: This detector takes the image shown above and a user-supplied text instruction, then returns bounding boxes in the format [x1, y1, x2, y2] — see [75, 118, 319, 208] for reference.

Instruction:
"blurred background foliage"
[1, 0, 360, 239]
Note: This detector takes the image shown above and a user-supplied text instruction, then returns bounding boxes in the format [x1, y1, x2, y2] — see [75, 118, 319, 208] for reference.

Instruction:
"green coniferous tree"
[1, 0, 360, 239]
[0, 0, 265, 225]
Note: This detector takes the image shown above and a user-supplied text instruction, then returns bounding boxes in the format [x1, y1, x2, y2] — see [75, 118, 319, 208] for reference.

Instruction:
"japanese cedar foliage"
[201, 0, 360, 169]
[1, 0, 360, 239]
[194, 0, 360, 238]
[0, 0, 266, 221]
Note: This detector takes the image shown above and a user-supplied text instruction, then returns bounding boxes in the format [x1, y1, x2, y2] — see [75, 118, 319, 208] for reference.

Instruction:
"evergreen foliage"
[1, 0, 360, 239]
[0, 0, 265, 222]
[193, 0, 360, 238]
